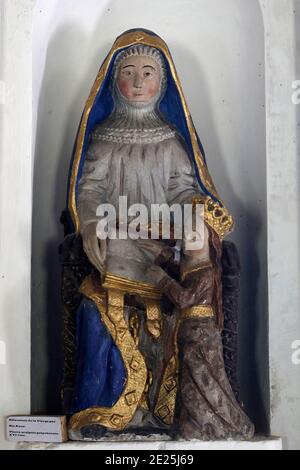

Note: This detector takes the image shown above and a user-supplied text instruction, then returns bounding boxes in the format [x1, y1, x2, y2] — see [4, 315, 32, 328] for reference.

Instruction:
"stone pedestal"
[17, 437, 282, 451]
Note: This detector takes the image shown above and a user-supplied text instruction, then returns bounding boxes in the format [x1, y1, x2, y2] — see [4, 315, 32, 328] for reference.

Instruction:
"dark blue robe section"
[70, 298, 126, 414]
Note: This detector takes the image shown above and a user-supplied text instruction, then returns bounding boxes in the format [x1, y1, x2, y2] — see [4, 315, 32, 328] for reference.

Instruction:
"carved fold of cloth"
[176, 317, 254, 440]
[67, 271, 180, 438]
[156, 229, 255, 441]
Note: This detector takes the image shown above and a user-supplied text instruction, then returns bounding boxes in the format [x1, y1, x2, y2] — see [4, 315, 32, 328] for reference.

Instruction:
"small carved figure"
[140, 226, 254, 440]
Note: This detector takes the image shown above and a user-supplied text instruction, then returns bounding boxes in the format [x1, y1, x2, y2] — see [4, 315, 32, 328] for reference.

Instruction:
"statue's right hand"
[82, 222, 107, 275]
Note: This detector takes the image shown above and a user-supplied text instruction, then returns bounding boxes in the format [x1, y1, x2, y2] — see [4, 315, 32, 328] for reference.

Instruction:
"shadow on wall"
[31, 0, 268, 434]
[31, 15, 113, 413]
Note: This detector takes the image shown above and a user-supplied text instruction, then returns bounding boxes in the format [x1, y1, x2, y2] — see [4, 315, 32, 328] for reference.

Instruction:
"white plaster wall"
[0, 0, 36, 450]
[31, 0, 268, 428]
[261, 0, 300, 451]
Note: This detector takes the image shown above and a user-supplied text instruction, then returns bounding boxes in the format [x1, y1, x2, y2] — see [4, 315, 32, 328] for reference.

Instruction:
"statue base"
[68, 431, 171, 443]
[17, 436, 282, 451]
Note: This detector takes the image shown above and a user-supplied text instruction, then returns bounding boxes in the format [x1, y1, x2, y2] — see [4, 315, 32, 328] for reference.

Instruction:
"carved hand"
[137, 239, 167, 260]
[82, 222, 107, 275]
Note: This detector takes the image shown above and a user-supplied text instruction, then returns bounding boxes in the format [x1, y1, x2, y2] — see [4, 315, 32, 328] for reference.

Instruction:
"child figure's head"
[182, 224, 210, 264]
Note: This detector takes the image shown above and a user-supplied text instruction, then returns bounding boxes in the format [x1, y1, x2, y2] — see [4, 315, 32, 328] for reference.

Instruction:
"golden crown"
[193, 195, 234, 239]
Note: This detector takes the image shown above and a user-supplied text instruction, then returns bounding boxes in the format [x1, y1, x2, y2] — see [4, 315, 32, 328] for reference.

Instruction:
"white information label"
[6, 416, 68, 443]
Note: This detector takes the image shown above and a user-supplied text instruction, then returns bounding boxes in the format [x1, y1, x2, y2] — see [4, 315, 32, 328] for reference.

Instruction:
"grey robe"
[77, 128, 201, 283]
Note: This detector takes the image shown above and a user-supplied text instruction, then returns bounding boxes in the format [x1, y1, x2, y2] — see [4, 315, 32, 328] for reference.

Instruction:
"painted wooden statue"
[61, 29, 254, 441]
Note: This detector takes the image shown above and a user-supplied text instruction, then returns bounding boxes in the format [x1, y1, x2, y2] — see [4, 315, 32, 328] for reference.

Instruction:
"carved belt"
[103, 272, 162, 339]
[181, 305, 214, 321]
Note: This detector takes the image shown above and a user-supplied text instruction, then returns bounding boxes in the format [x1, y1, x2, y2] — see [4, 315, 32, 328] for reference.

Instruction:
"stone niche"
[32, 0, 268, 428]
[0, 0, 299, 450]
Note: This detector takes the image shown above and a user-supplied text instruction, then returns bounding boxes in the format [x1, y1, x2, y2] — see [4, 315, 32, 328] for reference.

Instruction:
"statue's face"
[117, 55, 161, 102]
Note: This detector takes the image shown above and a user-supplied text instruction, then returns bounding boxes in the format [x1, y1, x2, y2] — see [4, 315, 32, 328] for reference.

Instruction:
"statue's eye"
[123, 70, 133, 77]
[144, 72, 152, 78]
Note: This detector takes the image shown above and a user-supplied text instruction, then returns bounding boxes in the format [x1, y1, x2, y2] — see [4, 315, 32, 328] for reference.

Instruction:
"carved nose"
[134, 76, 143, 88]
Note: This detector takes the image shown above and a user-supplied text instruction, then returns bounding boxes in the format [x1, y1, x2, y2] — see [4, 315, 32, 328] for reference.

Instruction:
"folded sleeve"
[77, 134, 110, 233]
[167, 137, 202, 206]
